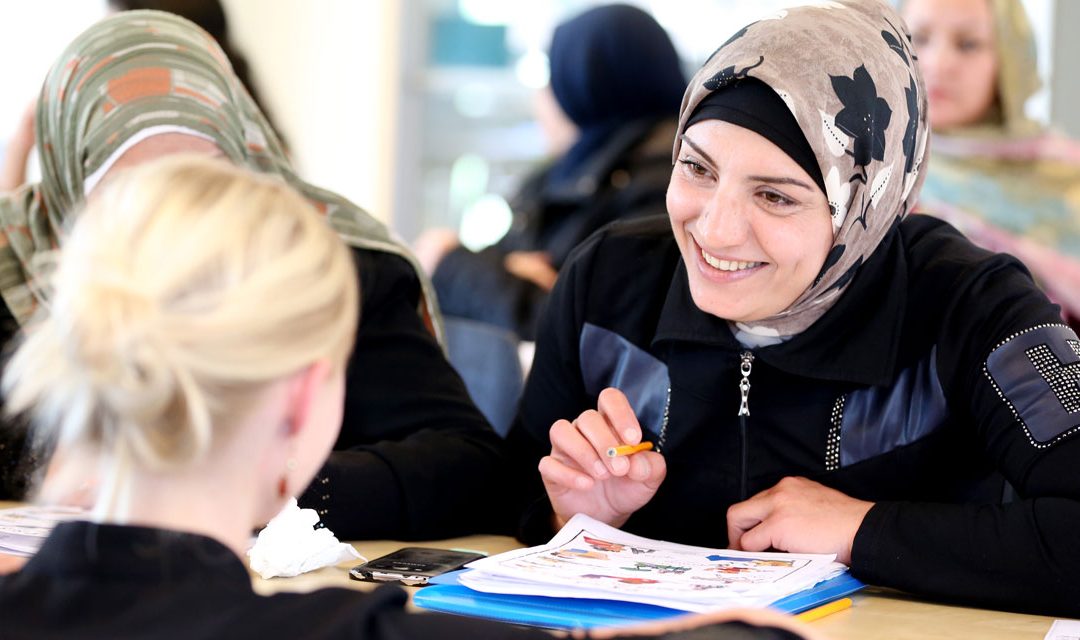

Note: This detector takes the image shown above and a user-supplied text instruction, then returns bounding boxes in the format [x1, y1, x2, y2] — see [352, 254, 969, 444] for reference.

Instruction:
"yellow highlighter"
[606, 441, 654, 458]
[795, 597, 853, 623]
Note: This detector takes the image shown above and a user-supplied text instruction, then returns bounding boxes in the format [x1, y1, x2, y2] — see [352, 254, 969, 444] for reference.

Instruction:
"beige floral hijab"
[0, 10, 443, 342]
[674, 0, 930, 339]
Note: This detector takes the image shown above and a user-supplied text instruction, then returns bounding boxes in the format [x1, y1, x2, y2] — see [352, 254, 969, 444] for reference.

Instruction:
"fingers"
[601, 607, 823, 640]
[550, 415, 622, 479]
[549, 388, 646, 479]
[726, 488, 774, 551]
[0, 553, 26, 575]
[726, 477, 872, 560]
[626, 451, 667, 489]
[539, 454, 593, 493]
[597, 387, 642, 444]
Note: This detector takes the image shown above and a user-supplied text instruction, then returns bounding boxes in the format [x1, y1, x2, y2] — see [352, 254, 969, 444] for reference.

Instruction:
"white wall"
[0, 1, 107, 126]
[1047, 0, 1080, 138]
[223, 0, 402, 224]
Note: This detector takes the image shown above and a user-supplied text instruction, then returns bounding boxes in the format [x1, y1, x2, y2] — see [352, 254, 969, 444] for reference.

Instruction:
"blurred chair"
[443, 316, 523, 437]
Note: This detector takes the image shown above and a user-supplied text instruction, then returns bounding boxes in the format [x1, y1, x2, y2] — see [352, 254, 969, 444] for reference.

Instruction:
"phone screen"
[349, 547, 485, 586]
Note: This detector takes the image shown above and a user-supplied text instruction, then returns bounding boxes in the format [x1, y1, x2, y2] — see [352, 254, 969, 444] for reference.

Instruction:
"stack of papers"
[0, 505, 87, 557]
[457, 514, 848, 613]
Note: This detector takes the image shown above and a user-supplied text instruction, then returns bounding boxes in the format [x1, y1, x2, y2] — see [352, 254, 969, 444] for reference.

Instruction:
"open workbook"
[415, 514, 863, 629]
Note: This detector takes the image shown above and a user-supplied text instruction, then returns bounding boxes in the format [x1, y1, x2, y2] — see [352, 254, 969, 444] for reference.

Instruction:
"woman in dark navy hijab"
[419, 4, 687, 341]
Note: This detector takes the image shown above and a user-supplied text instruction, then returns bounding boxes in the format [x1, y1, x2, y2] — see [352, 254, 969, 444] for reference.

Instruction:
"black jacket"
[0, 522, 804, 640]
[505, 214, 1080, 617]
[433, 118, 677, 340]
[299, 248, 511, 541]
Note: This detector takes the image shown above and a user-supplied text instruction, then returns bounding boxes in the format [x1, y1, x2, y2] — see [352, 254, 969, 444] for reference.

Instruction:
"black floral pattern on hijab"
[883, 15, 923, 179]
[902, 75, 920, 175]
[703, 57, 764, 92]
[832, 65, 892, 171]
[672, 0, 929, 339]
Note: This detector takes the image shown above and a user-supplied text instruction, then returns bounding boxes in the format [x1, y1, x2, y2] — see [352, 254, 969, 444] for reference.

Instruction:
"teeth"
[701, 249, 761, 272]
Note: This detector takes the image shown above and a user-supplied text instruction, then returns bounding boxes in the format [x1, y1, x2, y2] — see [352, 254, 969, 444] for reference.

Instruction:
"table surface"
[252, 534, 1060, 640]
[1, 502, 1061, 639]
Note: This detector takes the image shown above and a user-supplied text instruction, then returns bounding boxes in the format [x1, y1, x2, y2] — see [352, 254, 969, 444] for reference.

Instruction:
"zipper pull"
[738, 351, 754, 416]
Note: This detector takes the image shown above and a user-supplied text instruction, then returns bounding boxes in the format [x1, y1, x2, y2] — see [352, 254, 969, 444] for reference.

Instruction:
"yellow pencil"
[795, 597, 853, 623]
[606, 441, 654, 457]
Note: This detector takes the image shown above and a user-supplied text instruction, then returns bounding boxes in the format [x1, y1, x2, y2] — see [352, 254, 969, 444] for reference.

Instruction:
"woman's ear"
[284, 359, 333, 437]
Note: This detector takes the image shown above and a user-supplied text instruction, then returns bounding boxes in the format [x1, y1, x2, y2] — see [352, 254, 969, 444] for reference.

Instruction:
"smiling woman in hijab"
[902, 0, 1080, 323]
[503, 0, 1080, 617]
[419, 4, 686, 341]
[0, 10, 510, 543]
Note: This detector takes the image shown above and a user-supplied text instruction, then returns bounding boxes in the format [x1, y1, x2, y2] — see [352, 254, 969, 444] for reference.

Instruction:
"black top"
[504, 214, 1080, 617]
[0, 522, 806, 640]
[0, 301, 34, 500]
[0, 521, 551, 640]
[304, 248, 512, 540]
[433, 118, 677, 340]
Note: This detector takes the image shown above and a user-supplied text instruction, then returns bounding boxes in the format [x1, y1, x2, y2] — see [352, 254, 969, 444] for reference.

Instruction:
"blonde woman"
[0, 156, 815, 640]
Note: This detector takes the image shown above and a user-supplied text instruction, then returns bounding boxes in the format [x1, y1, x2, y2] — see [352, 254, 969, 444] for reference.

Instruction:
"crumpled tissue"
[247, 498, 365, 579]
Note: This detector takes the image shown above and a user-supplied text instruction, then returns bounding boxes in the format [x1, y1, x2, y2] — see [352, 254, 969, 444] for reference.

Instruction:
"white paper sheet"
[462, 514, 846, 612]
[0, 505, 86, 557]
[1045, 619, 1080, 640]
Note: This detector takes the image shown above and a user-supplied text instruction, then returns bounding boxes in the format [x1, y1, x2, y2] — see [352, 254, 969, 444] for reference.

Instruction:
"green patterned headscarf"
[0, 10, 443, 342]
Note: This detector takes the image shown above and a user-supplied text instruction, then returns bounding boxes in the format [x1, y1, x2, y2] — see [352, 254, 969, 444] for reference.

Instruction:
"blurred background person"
[415, 3, 687, 342]
[0, 11, 508, 546]
[903, 0, 1080, 323]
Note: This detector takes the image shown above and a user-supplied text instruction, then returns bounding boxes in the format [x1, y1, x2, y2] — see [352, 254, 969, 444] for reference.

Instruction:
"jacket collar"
[653, 225, 907, 387]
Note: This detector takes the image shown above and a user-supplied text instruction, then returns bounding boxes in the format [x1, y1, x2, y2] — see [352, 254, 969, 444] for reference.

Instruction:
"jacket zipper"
[737, 350, 754, 501]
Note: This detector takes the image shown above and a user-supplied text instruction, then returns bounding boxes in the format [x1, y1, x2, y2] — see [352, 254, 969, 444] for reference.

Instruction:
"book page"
[462, 514, 846, 612]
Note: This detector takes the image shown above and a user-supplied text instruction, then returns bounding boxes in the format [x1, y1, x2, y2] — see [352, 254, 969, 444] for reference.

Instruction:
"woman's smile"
[693, 236, 767, 281]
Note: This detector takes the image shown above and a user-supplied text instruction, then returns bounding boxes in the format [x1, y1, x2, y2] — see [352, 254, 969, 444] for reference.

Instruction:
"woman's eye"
[957, 38, 984, 52]
[678, 158, 710, 179]
[759, 190, 795, 207]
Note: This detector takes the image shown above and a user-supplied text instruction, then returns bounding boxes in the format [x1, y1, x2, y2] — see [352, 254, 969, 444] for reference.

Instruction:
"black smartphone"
[348, 547, 486, 586]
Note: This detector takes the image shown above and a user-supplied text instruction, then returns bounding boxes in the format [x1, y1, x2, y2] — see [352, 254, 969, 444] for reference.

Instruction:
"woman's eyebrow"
[746, 175, 815, 191]
[680, 135, 715, 166]
[683, 133, 815, 191]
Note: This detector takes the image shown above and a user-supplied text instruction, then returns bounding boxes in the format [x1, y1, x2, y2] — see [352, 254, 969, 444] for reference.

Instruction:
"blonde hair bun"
[4, 154, 358, 480]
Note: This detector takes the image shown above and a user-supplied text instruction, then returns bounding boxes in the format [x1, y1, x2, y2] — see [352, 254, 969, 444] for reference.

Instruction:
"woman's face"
[667, 120, 833, 323]
[904, 0, 999, 130]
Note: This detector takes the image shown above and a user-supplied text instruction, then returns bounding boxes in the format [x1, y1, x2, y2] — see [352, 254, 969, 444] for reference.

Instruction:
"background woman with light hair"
[901, 0, 1080, 324]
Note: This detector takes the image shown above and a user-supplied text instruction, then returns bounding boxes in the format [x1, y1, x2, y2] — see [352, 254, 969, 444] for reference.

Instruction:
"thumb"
[625, 450, 666, 486]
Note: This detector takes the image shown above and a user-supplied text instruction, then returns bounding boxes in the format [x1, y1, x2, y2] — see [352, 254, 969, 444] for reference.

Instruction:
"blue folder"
[414, 569, 864, 629]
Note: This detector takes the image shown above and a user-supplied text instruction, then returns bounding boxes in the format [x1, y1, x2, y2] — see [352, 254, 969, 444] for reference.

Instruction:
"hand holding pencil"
[539, 387, 667, 530]
[607, 441, 654, 458]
